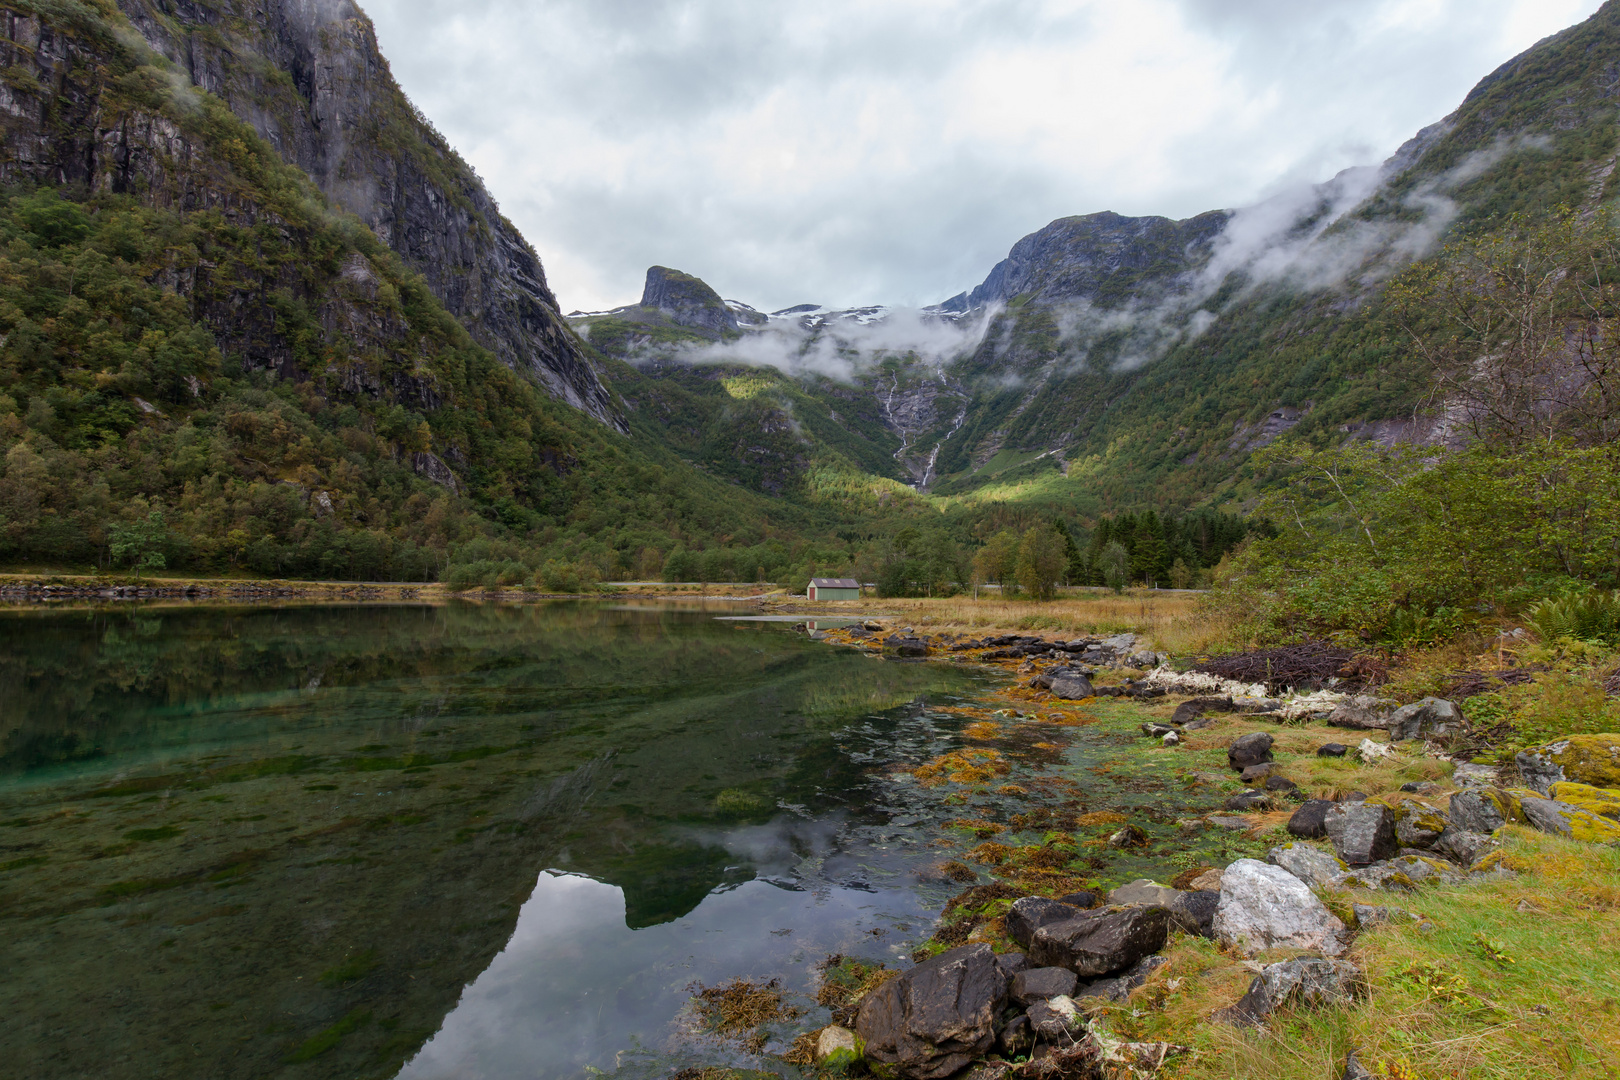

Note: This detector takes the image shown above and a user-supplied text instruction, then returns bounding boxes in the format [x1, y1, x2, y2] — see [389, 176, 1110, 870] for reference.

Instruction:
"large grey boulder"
[1214, 957, 1363, 1026]
[1287, 799, 1335, 839]
[1267, 842, 1344, 890]
[1387, 697, 1464, 742]
[855, 943, 1007, 1079]
[1228, 732, 1275, 771]
[1324, 802, 1398, 865]
[1326, 695, 1390, 730]
[1029, 906, 1171, 977]
[1212, 859, 1350, 957]
[1049, 675, 1096, 700]
[1009, 966, 1078, 1006]
[1005, 897, 1082, 948]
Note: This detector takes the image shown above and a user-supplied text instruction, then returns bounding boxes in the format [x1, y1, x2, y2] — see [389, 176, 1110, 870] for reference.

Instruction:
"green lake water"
[0, 601, 1002, 1079]
[0, 601, 1238, 1080]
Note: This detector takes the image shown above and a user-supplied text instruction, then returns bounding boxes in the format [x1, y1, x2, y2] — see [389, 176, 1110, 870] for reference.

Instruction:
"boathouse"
[807, 577, 861, 601]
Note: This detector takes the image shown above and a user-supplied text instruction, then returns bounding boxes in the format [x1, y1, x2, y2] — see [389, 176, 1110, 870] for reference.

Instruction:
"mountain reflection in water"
[0, 602, 989, 1079]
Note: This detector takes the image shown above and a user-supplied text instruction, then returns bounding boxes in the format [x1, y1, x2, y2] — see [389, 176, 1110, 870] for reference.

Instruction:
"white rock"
[1213, 858, 1350, 957]
[1267, 842, 1344, 891]
[1358, 738, 1394, 763]
[815, 1024, 857, 1061]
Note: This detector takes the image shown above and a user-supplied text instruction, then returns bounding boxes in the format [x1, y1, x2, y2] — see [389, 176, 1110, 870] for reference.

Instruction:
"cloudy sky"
[363, 0, 1600, 314]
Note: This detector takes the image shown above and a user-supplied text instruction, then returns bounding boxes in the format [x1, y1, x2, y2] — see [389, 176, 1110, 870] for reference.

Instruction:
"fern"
[1527, 590, 1620, 645]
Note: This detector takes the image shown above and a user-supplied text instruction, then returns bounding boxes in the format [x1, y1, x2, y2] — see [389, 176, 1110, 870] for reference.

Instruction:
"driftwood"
[1190, 640, 1387, 693]
[1442, 666, 1546, 700]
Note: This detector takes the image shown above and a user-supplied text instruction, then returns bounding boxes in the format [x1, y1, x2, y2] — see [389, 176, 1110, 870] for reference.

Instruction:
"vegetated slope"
[923, 0, 1620, 509]
[574, 269, 922, 498]
[112, 0, 621, 428]
[0, 0, 805, 579]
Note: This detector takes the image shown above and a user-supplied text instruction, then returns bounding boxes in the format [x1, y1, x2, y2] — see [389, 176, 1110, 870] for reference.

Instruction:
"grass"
[1084, 827, 1620, 1079]
[789, 589, 1236, 653]
[687, 978, 803, 1054]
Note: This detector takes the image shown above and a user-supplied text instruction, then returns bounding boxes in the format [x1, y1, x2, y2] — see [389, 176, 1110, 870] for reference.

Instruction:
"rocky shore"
[770, 623, 1620, 1080]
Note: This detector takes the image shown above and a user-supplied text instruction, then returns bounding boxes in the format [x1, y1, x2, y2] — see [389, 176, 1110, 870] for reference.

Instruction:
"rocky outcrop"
[855, 943, 1006, 1079]
[110, 0, 621, 428]
[640, 266, 739, 335]
[951, 209, 1231, 310]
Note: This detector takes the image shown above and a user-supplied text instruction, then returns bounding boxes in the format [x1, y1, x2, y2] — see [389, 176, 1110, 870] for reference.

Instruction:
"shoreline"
[735, 615, 1620, 1079]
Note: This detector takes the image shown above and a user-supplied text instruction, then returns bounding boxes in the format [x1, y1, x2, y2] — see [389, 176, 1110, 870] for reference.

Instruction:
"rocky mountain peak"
[641, 266, 738, 334]
[959, 209, 1231, 310]
[111, 0, 623, 430]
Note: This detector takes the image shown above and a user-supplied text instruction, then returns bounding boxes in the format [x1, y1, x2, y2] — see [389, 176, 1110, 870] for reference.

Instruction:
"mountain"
[5, 0, 1620, 584]
[584, 2, 1620, 514]
[112, 0, 621, 429]
[0, 0, 844, 581]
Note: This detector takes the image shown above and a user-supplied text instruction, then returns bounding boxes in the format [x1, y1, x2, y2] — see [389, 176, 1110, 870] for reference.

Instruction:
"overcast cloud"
[361, 0, 1600, 313]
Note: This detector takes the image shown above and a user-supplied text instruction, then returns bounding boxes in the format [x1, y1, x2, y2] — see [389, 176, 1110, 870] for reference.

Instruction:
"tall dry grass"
[850, 590, 1241, 654]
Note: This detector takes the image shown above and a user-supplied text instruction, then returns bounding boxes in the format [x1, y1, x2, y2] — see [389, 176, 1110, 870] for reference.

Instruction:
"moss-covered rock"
[1518, 735, 1620, 794]
[1518, 795, 1620, 843]
[1546, 781, 1620, 820]
[1448, 788, 1526, 833]
[1549, 736, 1620, 789]
[1389, 799, 1447, 848]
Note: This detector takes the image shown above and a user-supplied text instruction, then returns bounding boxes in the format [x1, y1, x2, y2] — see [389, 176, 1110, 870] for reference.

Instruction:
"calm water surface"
[0, 602, 999, 1079]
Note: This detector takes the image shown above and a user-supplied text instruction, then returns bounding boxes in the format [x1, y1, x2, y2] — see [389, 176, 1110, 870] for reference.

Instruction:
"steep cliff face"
[110, 0, 623, 429]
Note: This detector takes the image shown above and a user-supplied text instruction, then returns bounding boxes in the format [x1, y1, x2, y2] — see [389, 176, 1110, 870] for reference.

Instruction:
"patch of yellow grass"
[837, 591, 1237, 652]
[912, 748, 1009, 786]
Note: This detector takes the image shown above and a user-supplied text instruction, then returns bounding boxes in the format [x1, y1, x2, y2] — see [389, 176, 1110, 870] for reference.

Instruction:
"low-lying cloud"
[1036, 132, 1555, 374]
[668, 304, 1003, 382]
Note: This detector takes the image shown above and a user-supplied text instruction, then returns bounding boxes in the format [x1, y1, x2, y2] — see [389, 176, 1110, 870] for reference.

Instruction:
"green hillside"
[0, 0, 858, 583]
